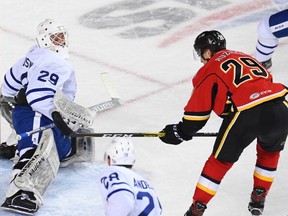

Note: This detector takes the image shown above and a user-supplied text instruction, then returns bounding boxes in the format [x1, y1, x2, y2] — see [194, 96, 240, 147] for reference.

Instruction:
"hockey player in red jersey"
[159, 30, 288, 216]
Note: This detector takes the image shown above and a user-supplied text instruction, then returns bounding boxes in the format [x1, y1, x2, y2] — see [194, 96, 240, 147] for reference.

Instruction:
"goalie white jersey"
[2, 45, 76, 120]
[99, 165, 162, 216]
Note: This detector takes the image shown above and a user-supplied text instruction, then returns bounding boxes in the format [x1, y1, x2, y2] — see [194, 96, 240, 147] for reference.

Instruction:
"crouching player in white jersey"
[99, 138, 162, 216]
[255, 7, 288, 69]
[0, 19, 91, 215]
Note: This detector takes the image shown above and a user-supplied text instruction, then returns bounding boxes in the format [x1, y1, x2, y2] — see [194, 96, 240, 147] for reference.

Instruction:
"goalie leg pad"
[60, 127, 96, 167]
[6, 129, 60, 204]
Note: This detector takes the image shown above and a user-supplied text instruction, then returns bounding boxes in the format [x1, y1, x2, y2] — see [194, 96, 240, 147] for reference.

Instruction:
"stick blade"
[100, 72, 120, 99]
[89, 98, 122, 113]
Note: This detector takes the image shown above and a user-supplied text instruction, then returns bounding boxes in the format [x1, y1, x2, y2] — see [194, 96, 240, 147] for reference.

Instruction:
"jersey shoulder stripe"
[9, 68, 22, 84]
[107, 188, 134, 201]
[111, 181, 130, 187]
[28, 95, 54, 106]
[26, 87, 56, 96]
[4, 75, 20, 92]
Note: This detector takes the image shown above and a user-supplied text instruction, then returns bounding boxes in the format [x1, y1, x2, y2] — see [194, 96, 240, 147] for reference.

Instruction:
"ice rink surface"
[0, 0, 288, 215]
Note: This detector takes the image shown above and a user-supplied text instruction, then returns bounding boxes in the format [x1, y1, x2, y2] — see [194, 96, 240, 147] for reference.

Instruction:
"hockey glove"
[159, 124, 192, 145]
[0, 142, 17, 159]
[0, 95, 15, 126]
[15, 88, 28, 106]
[52, 111, 74, 136]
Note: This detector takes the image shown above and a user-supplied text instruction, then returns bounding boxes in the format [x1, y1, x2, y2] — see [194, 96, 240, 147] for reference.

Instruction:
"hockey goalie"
[0, 19, 96, 215]
[0, 90, 96, 215]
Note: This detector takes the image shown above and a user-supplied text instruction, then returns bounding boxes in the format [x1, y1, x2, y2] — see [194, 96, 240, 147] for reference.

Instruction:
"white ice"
[0, 0, 288, 215]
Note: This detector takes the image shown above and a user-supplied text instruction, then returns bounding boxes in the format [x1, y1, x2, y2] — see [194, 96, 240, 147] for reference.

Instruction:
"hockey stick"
[89, 72, 121, 112]
[17, 127, 218, 140]
[89, 98, 121, 113]
[16, 99, 121, 141]
[16, 100, 121, 140]
[54, 72, 121, 119]
[100, 72, 120, 99]
[16, 123, 55, 140]
[16, 72, 122, 140]
[68, 131, 218, 138]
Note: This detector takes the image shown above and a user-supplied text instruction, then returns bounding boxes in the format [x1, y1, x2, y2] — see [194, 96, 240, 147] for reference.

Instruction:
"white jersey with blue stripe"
[2, 46, 76, 120]
[99, 165, 162, 216]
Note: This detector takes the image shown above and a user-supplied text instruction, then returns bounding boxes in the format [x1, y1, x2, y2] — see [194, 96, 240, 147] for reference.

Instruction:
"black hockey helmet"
[194, 30, 226, 57]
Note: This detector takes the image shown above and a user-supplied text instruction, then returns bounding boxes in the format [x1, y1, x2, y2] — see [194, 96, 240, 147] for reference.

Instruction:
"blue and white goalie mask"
[35, 19, 69, 58]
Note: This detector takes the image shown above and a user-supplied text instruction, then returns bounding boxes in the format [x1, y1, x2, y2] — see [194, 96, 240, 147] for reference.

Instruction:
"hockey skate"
[248, 187, 267, 216]
[0, 142, 17, 159]
[0, 129, 18, 159]
[184, 201, 207, 216]
[260, 59, 272, 69]
[1, 190, 39, 215]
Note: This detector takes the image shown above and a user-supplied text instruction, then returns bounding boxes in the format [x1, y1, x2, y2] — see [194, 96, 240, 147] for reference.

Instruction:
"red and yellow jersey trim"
[237, 89, 288, 111]
[183, 113, 210, 121]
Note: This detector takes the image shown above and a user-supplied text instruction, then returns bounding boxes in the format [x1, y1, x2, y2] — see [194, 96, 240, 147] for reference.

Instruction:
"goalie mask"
[35, 19, 69, 58]
[193, 30, 226, 59]
[104, 138, 135, 166]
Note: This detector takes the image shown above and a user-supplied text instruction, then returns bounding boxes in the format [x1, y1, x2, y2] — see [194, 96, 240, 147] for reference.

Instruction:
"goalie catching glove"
[160, 123, 192, 145]
[0, 94, 15, 126]
[52, 111, 80, 136]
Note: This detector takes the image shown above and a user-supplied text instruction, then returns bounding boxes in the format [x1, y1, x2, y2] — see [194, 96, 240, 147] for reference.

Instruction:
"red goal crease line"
[158, 0, 272, 48]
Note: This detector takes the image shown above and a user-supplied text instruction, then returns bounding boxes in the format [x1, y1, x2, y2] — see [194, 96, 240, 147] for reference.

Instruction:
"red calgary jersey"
[184, 49, 287, 122]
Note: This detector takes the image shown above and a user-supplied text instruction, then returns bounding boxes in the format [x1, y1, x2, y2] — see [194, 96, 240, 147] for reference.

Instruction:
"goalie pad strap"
[52, 111, 73, 136]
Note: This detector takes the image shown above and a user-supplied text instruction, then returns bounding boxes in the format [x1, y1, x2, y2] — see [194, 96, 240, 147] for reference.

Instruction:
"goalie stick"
[16, 97, 120, 140]
[100, 72, 120, 99]
[88, 98, 121, 113]
[17, 73, 121, 140]
[89, 72, 122, 112]
[53, 73, 121, 126]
